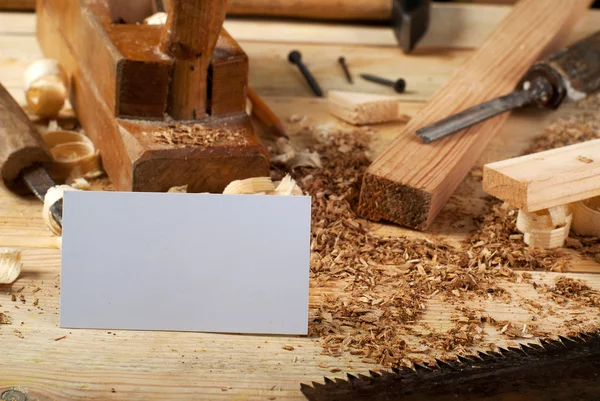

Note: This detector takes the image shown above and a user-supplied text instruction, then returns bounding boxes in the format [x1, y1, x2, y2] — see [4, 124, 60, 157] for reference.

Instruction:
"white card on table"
[60, 191, 311, 335]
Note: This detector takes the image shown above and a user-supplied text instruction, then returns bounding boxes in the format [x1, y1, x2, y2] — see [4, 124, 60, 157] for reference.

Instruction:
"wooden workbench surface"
[1, 4, 600, 400]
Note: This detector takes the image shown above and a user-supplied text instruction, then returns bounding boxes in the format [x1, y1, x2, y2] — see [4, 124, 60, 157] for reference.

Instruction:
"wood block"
[210, 30, 249, 117]
[36, 0, 269, 193]
[328, 90, 403, 126]
[357, 0, 593, 231]
[483, 139, 600, 212]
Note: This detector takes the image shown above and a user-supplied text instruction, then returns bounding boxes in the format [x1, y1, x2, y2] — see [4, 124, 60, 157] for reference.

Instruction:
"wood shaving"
[577, 155, 593, 163]
[148, 124, 248, 147]
[0, 312, 11, 325]
[70, 177, 90, 190]
[571, 196, 600, 237]
[43, 185, 79, 237]
[14, 330, 24, 339]
[281, 345, 295, 351]
[271, 138, 322, 169]
[167, 185, 188, 193]
[266, 109, 600, 367]
[24, 59, 68, 119]
[223, 177, 275, 195]
[543, 277, 600, 308]
[0, 249, 22, 284]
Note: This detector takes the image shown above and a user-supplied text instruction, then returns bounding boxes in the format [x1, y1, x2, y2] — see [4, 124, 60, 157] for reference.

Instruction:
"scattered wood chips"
[148, 123, 248, 147]
[269, 107, 600, 368]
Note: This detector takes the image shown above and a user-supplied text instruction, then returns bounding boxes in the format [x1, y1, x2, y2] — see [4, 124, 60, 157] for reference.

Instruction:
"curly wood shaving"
[24, 59, 68, 119]
[571, 196, 600, 237]
[43, 185, 78, 237]
[274, 175, 303, 196]
[271, 138, 322, 169]
[223, 177, 275, 195]
[0, 249, 22, 284]
[516, 205, 572, 249]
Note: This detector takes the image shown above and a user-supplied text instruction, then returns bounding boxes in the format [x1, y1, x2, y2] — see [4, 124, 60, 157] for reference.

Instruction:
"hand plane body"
[36, 0, 270, 193]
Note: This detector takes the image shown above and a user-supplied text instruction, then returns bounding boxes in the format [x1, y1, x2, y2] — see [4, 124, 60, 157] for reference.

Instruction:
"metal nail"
[360, 73, 406, 93]
[338, 56, 353, 84]
[288, 50, 324, 97]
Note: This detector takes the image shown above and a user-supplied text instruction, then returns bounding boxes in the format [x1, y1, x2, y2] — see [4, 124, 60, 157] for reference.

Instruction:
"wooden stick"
[357, 0, 593, 231]
[483, 139, 600, 212]
[247, 87, 287, 138]
[161, 0, 228, 120]
[226, 0, 390, 21]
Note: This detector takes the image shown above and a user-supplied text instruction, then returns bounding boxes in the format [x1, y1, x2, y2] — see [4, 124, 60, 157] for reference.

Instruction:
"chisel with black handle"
[418, 30, 600, 143]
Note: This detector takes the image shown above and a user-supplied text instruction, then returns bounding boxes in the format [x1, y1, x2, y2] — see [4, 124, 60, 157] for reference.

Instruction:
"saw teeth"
[346, 374, 360, 384]
[507, 346, 527, 356]
[435, 358, 458, 370]
[413, 363, 432, 373]
[323, 377, 335, 385]
[476, 351, 497, 362]
[369, 370, 380, 378]
[457, 355, 476, 364]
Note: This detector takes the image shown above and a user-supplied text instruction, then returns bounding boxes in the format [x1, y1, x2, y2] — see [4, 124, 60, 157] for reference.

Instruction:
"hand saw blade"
[301, 329, 600, 401]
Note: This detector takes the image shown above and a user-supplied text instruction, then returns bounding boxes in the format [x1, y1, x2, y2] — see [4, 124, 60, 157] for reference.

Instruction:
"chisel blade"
[21, 165, 63, 227]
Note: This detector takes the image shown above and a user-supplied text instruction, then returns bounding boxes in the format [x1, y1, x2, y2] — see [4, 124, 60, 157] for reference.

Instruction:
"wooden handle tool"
[418, 30, 600, 143]
[0, 83, 52, 188]
[0, 83, 62, 224]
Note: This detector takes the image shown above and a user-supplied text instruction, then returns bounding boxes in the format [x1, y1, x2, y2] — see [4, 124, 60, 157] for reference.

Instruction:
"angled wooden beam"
[483, 139, 600, 212]
[357, 0, 593, 231]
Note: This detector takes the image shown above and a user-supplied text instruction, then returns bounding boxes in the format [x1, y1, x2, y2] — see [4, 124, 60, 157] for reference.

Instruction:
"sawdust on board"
[268, 107, 600, 368]
[147, 123, 249, 147]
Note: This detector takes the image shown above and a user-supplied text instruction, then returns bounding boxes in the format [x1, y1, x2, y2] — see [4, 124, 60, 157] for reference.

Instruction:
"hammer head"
[391, 0, 431, 53]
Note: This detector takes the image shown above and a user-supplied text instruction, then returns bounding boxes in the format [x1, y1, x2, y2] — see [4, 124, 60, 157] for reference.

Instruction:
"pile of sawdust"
[269, 108, 600, 368]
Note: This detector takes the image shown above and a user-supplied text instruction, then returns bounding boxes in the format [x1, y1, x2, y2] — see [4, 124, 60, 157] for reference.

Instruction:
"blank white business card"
[60, 191, 311, 335]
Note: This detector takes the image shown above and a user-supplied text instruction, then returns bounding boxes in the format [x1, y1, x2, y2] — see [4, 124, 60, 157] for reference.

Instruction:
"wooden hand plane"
[36, 0, 270, 193]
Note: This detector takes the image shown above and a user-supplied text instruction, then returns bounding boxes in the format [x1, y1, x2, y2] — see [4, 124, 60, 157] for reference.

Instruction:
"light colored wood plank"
[484, 139, 600, 212]
[358, 0, 594, 231]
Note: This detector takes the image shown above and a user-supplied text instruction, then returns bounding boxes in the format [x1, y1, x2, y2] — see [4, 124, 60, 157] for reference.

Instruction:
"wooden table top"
[1, 4, 600, 400]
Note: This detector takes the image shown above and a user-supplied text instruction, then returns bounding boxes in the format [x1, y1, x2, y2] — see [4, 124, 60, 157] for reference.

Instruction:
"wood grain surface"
[162, 0, 227, 120]
[1, 6, 600, 401]
[483, 138, 600, 212]
[358, 0, 594, 230]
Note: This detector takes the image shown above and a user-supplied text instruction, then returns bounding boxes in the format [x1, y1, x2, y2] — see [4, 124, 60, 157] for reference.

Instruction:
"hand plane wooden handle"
[0, 83, 52, 189]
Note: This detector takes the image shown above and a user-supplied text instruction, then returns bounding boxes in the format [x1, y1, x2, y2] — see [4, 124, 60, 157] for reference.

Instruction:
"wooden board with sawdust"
[1, 7, 600, 401]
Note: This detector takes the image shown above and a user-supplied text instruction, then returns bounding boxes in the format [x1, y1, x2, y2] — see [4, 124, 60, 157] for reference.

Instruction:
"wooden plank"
[226, 0, 390, 20]
[0, 0, 35, 10]
[483, 139, 600, 212]
[357, 0, 594, 231]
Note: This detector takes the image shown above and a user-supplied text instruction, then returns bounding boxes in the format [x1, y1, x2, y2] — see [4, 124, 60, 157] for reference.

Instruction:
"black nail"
[338, 56, 353, 84]
[360, 73, 406, 93]
[288, 50, 323, 97]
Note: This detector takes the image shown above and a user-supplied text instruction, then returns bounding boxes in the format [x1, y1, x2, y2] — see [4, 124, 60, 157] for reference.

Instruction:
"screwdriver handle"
[0, 83, 52, 190]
